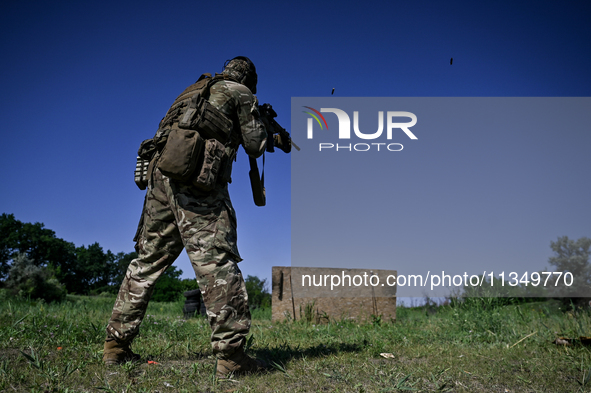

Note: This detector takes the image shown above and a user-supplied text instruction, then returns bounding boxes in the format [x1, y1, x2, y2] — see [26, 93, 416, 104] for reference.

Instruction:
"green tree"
[108, 251, 137, 291]
[151, 266, 185, 302]
[5, 252, 66, 302]
[0, 214, 140, 295]
[0, 213, 76, 280]
[64, 243, 119, 294]
[245, 275, 271, 309]
[548, 236, 591, 301]
[179, 278, 199, 292]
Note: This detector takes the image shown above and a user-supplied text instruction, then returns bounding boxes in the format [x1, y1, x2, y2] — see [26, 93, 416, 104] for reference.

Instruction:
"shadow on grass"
[253, 341, 363, 367]
[176, 342, 363, 367]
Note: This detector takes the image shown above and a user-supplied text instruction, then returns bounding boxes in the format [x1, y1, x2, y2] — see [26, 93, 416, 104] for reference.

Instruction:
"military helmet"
[222, 56, 258, 94]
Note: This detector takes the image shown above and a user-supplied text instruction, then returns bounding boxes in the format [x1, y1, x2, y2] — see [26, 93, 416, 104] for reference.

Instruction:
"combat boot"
[216, 349, 268, 378]
[103, 337, 141, 365]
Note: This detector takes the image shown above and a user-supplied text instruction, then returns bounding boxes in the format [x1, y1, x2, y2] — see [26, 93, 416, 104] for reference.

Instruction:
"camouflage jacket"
[207, 79, 267, 159]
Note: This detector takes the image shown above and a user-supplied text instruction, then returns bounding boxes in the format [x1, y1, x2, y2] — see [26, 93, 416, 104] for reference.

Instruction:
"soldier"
[103, 56, 268, 377]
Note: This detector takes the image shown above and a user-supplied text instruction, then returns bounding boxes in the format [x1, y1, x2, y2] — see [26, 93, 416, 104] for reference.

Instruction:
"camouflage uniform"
[106, 78, 267, 358]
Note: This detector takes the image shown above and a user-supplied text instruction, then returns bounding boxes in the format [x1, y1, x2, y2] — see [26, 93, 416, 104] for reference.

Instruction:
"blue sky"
[1, 1, 590, 288]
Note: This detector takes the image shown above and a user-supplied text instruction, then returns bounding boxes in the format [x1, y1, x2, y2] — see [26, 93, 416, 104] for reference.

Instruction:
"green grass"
[1, 292, 591, 392]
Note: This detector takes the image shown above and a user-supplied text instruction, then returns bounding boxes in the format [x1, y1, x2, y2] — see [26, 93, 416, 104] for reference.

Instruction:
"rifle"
[248, 103, 299, 206]
[258, 103, 300, 153]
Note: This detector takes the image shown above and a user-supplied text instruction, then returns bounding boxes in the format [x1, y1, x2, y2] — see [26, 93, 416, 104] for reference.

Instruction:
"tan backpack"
[134, 74, 234, 190]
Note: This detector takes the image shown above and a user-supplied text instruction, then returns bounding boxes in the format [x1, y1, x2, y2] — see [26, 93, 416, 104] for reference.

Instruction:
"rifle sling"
[248, 155, 266, 206]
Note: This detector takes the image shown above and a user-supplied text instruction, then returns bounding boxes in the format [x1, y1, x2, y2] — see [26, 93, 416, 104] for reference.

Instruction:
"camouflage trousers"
[106, 169, 251, 357]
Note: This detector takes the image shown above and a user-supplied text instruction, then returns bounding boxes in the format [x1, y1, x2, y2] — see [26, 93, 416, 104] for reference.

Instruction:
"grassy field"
[1, 292, 591, 392]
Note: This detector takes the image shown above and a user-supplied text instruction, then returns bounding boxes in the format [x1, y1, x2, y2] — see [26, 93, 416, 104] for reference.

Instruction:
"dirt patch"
[0, 347, 23, 360]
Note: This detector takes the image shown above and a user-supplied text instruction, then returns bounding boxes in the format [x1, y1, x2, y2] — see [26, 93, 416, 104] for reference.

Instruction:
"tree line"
[0, 213, 143, 296]
[2, 213, 586, 307]
[0, 213, 271, 306]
